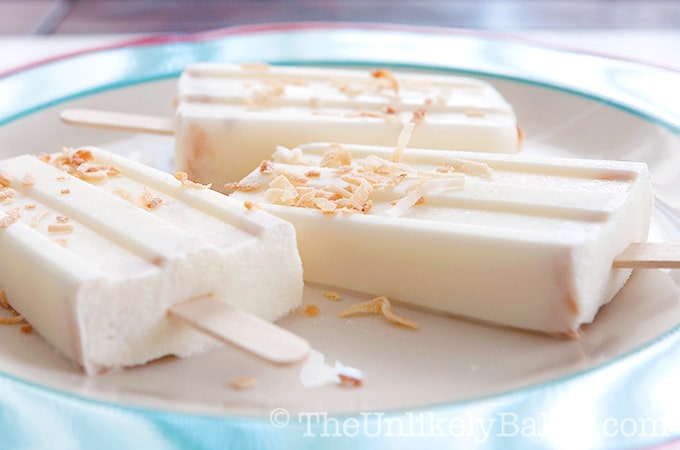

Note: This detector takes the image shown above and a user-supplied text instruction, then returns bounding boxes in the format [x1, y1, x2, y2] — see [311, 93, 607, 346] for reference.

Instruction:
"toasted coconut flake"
[55, 215, 70, 224]
[304, 170, 321, 178]
[24, 204, 36, 210]
[37, 153, 51, 163]
[442, 158, 493, 179]
[275, 169, 308, 186]
[140, 189, 163, 210]
[21, 172, 35, 187]
[113, 187, 134, 203]
[335, 361, 363, 388]
[303, 304, 320, 318]
[371, 69, 399, 93]
[224, 181, 262, 192]
[312, 197, 338, 214]
[391, 121, 416, 163]
[0, 316, 24, 325]
[0, 187, 15, 200]
[346, 110, 384, 119]
[259, 160, 274, 174]
[411, 108, 427, 126]
[264, 175, 298, 206]
[48, 223, 74, 233]
[244, 200, 261, 211]
[249, 80, 285, 105]
[323, 291, 342, 301]
[60, 189, 71, 195]
[174, 172, 211, 189]
[384, 105, 399, 115]
[230, 375, 257, 391]
[338, 83, 364, 97]
[320, 144, 352, 168]
[20, 324, 33, 334]
[339, 296, 418, 329]
[0, 289, 8, 309]
[0, 208, 20, 229]
[272, 146, 305, 164]
[56, 176, 66, 182]
[346, 178, 373, 211]
[29, 210, 49, 227]
[0, 172, 11, 188]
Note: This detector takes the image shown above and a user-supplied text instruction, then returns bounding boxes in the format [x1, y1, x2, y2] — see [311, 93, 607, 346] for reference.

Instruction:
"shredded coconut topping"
[0, 172, 11, 188]
[174, 172, 211, 189]
[0, 208, 20, 229]
[230, 375, 257, 391]
[339, 296, 418, 329]
[370, 69, 400, 94]
[46, 148, 120, 183]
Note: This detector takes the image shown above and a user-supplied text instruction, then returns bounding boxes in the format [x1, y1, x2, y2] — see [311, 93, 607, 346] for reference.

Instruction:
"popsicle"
[0, 147, 306, 374]
[61, 63, 522, 193]
[228, 142, 656, 337]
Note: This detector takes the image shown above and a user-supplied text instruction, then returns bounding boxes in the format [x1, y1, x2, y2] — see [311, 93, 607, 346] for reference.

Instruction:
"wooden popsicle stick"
[169, 296, 310, 365]
[60, 108, 174, 135]
[613, 243, 680, 269]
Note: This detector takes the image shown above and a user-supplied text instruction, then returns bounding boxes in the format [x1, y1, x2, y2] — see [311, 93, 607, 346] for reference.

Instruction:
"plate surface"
[1, 24, 680, 450]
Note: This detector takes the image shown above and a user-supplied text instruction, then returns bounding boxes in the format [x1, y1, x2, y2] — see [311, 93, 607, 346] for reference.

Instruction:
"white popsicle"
[174, 63, 521, 192]
[229, 143, 653, 337]
[0, 147, 305, 373]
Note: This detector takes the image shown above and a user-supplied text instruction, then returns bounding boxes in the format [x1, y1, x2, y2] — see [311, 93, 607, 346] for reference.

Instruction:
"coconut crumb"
[391, 121, 416, 163]
[174, 172, 211, 189]
[53, 238, 68, 247]
[303, 304, 320, 318]
[338, 83, 364, 97]
[229, 375, 257, 391]
[0, 289, 8, 309]
[0, 187, 15, 201]
[60, 189, 71, 195]
[323, 291, 342, 301]
[371, 69, 399, 93]
[0, 316, 24, 325]
[441, 158, 493, 179]
[411, 108, 427, 126]
[20, 324, 33, 334]
[0, 172, 11, 188]
[335, 361, 363, 388]
[304, 170, 321, 178]
[320, 144, 352, 168]
[243, 200, 261, 211]
[339, 296, 418, 329]
[24, 204, 36, 210]
[29, 210, 49, 228]
[22, 172, 35, 187]
[48, 223, 74, 233]
[249, 80, 285, 105]
[55, 215, 70, 224]
[259, 160, 274, 174]
[37, 153, 51, 163]
[140, 189, 163, 210]
[0, 208, 20, 229]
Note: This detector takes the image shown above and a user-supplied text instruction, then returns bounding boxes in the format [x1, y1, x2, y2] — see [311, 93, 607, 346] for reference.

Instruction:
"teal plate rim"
[1, 23, 680, 450]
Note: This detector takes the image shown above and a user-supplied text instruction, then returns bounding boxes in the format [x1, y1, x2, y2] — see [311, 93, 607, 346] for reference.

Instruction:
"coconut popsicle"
[0, 147, 305, 374]
[174, 63, 522, 192]
[228, 143, 653, 337]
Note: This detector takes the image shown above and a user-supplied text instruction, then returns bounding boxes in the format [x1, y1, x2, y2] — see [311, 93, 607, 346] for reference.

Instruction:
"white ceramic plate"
[1, 24, 680, 450]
